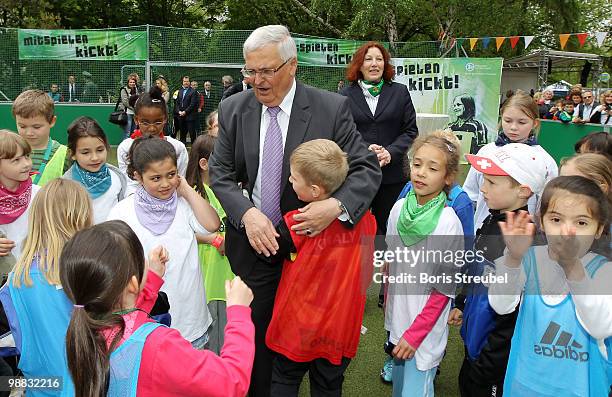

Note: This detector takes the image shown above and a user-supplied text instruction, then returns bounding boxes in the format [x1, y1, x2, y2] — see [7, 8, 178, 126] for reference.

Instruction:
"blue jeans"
[123, 113, 135, 140]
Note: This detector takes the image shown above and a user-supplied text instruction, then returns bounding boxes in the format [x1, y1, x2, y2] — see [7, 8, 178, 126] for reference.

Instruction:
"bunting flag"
[594, 31, 608, 47]
[576, 33, 588, 47]
[455, 32, 604, 52]
[495, 37, 505, 51]
[509, 36, 520, 49]
[559, 33, 570, 49]
[469, 38, 478, 50]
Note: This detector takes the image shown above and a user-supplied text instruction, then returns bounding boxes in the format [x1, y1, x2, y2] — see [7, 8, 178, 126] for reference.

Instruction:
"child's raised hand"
[499, 210, 535, 263]
[148, 245, 169, 278]
[175, 175, 191, 197]
[226, 276, 253, 307]
[0, 238, 15, 257]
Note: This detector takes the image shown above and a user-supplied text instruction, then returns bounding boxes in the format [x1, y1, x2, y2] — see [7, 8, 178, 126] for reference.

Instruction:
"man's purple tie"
[260, 106, 284, 225]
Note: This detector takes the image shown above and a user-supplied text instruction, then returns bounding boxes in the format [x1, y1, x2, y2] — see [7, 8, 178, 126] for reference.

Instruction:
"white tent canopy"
[503, 50, 603, 90]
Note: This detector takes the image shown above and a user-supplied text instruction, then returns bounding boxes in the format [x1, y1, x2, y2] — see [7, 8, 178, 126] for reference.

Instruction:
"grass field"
[297, 282, 463, 397]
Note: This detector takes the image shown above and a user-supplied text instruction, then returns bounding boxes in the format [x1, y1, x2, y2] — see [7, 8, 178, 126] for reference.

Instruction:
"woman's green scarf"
[361, 79, 384, 97]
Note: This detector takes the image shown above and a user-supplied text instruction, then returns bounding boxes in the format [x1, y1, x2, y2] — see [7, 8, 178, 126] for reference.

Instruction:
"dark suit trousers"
[271, 354, 351, 397]
[371, 182, 405, 249]
[178, 116, 197, 144]
[372, 182, 405, 299]
[226, 223, 282, 397]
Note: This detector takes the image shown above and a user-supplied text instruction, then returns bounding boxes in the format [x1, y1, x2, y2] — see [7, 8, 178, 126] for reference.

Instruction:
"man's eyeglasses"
[583, 95, 592, 99]
[139, 121, 164, 128]
[242, 59, 291, 79]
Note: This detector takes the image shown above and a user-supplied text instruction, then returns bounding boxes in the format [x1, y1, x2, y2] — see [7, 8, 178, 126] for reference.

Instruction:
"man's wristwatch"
[334, 198, 350, 221]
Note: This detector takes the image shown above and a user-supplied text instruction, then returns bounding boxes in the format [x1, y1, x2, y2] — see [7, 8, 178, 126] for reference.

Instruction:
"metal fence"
[0, 25, 446, 104]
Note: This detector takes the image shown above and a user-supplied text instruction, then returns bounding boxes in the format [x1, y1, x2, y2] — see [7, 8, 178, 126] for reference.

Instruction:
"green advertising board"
[295, 38, 388, 67]
[18, 29, 147, 61]
[392, 58, 503, 152]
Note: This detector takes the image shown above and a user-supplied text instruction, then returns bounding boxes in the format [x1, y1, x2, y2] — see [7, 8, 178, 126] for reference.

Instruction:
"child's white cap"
[465, 143, 549, 195]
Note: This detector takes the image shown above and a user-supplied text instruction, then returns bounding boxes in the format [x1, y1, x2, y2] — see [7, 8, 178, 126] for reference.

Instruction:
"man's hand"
[179, 111, 186, 117]
[242, 207, 279, 257]
[291, 198, 342, 237]
[392, 337, 416, 360]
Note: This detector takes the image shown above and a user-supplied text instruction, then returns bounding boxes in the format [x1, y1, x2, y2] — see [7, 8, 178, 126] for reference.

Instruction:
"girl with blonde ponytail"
[0, 178, 92, 396]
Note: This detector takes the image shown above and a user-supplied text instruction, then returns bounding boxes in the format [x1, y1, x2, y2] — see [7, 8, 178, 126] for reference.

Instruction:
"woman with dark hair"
[340, 41, 418, 250]
[447, 94, 489, 153]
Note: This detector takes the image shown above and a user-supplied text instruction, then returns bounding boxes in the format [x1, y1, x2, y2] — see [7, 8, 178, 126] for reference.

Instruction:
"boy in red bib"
[266, 139, 376, 396]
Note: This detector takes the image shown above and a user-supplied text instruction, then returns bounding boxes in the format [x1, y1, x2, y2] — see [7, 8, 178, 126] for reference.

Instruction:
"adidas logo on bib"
[533, 321, 589, 362]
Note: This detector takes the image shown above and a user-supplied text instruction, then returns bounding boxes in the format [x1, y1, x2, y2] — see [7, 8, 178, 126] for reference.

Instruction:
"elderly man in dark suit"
[209, 25, 381, 397]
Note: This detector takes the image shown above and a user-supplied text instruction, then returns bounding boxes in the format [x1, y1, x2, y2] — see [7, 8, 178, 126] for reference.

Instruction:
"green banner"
[295, 38, 388, 67]
[391, 58, 503, 153]
[18, 29, 147, 61]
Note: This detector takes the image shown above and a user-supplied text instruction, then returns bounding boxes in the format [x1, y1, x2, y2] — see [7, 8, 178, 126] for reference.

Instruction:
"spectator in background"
[202, 81, 216, 117]
[538, 89, 554, 118]
[191, 80, 205, 134]
[573, 90, 599, 124]
[570, 90, 583, 107]
[120, 74, 139, 140]
[64, 75, 79, 102]
[545, 99, 565, 120]
[81, 71, 98, 103]
[174, 75, 199, 145]
[571, 83, 583, 92]
[156, 76, 171, 135]
[591, 90, 612, 126]
[558, 100, 575, 123]
[533, 91, 542, 104]
[598, 91, 607, 108]
[206, 110, 219, 137]
[48, 84, 61, 103]
[155, 76, 171, 104]
[337, 80, 344, 92]
[221, 75, 234, 95]
[221, 75, 252, 101]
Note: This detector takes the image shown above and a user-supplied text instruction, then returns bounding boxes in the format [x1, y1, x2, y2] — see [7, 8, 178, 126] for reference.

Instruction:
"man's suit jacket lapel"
[348, 84, 374, 120]
[373, 83, 393, 119]
[242, 95, 262, 192]
[281, 82, 311, 194]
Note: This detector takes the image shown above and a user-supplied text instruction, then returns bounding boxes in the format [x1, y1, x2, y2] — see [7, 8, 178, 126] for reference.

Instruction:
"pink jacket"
[106, 272, 255, 396]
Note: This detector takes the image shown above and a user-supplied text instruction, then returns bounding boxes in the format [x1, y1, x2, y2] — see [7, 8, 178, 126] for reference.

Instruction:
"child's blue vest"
[108, 321, 164, 396]
[8, 266, 74, 397]
[503, 249, 611, 396]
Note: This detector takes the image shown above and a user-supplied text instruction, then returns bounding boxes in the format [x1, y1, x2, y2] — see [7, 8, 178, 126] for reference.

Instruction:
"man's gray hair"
[243, 25, 297, 62]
